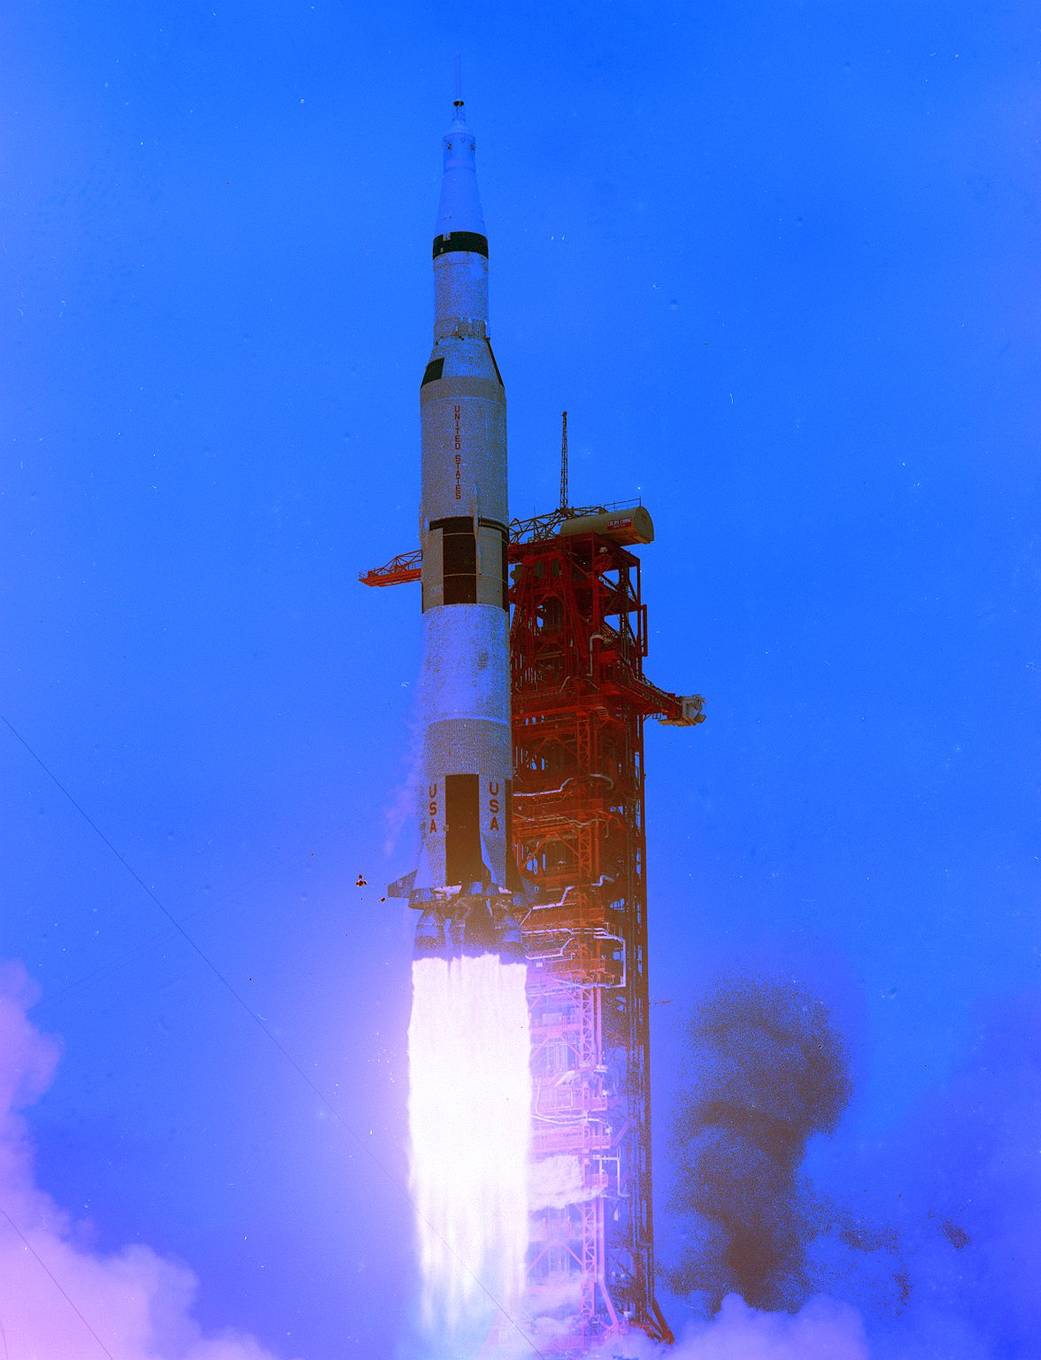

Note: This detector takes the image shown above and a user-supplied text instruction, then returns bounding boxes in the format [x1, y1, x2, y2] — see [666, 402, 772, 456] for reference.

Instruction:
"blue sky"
[2, 3, 1038, 1357]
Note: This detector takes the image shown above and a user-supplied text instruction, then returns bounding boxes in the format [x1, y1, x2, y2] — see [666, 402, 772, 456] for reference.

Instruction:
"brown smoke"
[668, 980, 851, 1312]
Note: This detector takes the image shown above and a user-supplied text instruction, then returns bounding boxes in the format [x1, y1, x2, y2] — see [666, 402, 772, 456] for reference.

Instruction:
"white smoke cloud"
[493, 1293, 869, 1360]
[528, 1154, 601, 1212]
[0, 961, 295, 1360]
[585, 1295, 869, 1360]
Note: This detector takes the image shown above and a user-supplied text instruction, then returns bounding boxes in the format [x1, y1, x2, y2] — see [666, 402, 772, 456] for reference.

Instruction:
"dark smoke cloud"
[668, 979, 851, 1312]
[667, 979, 1041, 1358]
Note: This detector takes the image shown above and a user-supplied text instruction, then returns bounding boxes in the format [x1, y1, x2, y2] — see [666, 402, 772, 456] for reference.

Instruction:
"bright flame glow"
[409, 952, 532, 1341]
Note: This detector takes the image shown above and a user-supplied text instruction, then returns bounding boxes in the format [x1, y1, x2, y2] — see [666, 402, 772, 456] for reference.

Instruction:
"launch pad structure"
[363, 481, 704, 1353]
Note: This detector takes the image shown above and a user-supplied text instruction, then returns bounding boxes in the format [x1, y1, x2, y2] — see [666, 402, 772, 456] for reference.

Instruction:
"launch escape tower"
[363, 470, 703, 1353]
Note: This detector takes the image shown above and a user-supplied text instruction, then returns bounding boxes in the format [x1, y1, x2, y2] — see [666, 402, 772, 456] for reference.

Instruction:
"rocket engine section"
[408, 99, 521, 961]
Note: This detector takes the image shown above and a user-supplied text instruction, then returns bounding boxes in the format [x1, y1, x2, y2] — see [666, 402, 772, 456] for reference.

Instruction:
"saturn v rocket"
[401, 97, 522, 961]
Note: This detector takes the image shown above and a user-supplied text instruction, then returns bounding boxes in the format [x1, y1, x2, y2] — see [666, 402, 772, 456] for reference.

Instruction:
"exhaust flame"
[408, 952, 532, 1342]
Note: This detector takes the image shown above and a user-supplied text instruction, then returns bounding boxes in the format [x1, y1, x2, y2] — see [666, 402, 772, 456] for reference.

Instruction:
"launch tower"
[509, 498, 700, 1352]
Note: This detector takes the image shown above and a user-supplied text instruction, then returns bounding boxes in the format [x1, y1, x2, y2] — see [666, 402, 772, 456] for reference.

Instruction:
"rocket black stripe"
[445, 773, 483, 889]
[431, 518, 477, 604]
[432, 231, 489, 259]
[443, 578, 477, 605]
[485, 339, 504, 387]
[442, 522, 477, 604]
[431, 516, 473, 532]
[421, 357, 445, 387]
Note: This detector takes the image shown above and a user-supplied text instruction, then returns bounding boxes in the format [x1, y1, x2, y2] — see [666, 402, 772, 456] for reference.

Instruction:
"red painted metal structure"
[509, 513, 701, 1353]
[363, 500, 703, 1354]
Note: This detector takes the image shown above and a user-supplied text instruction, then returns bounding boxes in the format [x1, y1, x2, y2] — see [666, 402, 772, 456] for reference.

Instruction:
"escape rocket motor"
[403, 98, 522, 961]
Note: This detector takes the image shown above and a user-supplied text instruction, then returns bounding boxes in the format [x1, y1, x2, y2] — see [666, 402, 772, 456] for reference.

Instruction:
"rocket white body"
[412, 102, 517, 954]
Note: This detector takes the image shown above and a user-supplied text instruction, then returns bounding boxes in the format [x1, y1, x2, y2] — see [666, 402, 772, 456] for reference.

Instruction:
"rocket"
[402, 95, 522, 961]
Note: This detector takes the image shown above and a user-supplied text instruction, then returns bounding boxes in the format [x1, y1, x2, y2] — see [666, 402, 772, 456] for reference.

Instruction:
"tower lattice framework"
[510, 524, 692, 1352]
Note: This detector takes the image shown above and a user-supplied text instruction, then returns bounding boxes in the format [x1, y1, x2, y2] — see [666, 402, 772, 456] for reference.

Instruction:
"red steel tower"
[507, 500, 702, 1352]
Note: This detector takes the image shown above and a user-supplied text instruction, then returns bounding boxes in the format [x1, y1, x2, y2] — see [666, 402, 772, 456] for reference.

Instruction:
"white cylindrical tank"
[415, 101, 514, 924]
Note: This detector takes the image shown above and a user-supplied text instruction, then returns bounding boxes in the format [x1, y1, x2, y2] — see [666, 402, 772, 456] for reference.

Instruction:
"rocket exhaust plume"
[408, 954, 531, 1341]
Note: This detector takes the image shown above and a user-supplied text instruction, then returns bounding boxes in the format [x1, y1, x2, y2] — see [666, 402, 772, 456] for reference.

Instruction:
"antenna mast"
[559, 410, 569, 513]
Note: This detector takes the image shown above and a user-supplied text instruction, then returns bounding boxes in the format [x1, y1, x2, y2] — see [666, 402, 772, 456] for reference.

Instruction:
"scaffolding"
[510, 523, 700, 1352]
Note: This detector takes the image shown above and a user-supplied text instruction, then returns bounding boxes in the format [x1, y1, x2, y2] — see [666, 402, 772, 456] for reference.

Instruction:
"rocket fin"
[479, 830, 503, 890]
[386, 869, 416, 899]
